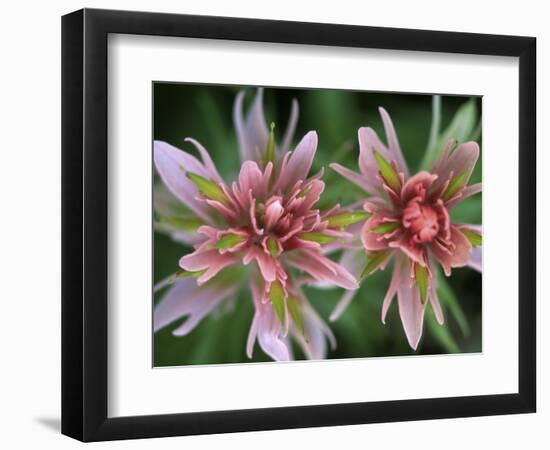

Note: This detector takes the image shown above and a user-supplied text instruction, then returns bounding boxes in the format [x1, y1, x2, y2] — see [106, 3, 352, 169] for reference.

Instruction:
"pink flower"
[330, 107, 482, 350]
[153, 89, 360, 361]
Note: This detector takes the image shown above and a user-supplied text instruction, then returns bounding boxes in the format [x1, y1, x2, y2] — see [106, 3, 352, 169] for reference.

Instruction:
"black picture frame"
[62, 8, 536, 442]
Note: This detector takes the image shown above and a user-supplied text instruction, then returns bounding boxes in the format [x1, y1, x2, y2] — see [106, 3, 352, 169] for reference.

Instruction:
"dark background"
[153, 83, 482, 366]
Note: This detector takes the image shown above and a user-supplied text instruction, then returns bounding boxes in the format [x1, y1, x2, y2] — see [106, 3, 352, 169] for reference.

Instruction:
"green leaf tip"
[287, 295, 305, 337]
[157, 215, 203, 232]
[373, 150, 401, 192]
[264, 122, 276, 166]
[186, 171, 228, 204]
[371, 221, 400, 234]
[361, 250, 391, 279]
[461, 228, 482, 247]
[267, 237, 279, 257]
[415, 263, 429, 305]
[270, 281, 286, 327]
[168, 269, 206, 284]
[442, 170, 468, 201]
[215, 233, 245, 250]
[300, 232, 337, 244]
[327, 211, 370, 229]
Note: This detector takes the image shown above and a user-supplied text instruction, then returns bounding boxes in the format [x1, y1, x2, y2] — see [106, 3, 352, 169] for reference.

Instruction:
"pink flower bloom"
[330, 107, 482, 350]
[153, 89, 359, 361]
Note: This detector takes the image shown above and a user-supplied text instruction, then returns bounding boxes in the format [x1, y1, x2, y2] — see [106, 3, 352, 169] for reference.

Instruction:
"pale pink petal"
[432, 141, 480, 195]
[378, 107, 409, 176]
[430, 279, 445, 325]
[263, 198, 285, 230]
[381, 264, 399, 324]
[274, 131, 318, 192]
[286, 249, 358, 290]
[183, 137, 223, 182]
[394, 254, 426, 350]
[179, 250, 239, 284]
[153, 277, 238, 334]
[295, 297, 336, 359]
[153, 141, 214, 223]
[358, 127, 402, 196]
[233, 89, 269, 163]
[248, 278, 291, 361]
[280, 98, 299, 155]
[468, 246, 482, 272]
[329, 162, 374, 194]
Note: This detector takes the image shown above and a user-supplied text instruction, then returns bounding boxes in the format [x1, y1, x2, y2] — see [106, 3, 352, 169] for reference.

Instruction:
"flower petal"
[378, 107, 409, 177]
[153, 141, 216, 223]
[247, 278, 291, 361]
[394, 254, 426, 350]
[468, 246, 482, 272]
[286, 249, 358, 289]
[329, 163, 373, 193]
[280, 98, 299, 155]
[432, 141, 480, 197]
[295, 296, 336, 359]
[274, 131, 317, 192]
[243, 246, 277, 282]
[233, 88, 269, 163]
[153, 277, 238, 334]
[430, 226, 472, 276]
[179, 249, 239, 284]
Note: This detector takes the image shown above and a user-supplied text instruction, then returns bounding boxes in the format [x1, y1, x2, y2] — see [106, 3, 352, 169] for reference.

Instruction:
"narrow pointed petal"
[429, 226, 472, 276]
[296, 297, 336, 359]
[430, 280, 445, 325]
[395, 255, 426, 350]
[274, 131, 317, 192]
[446, 182, 482, 209]
[153, 141, 214, 223]
[378, 107, 409, 176]
[248, 278, 292, 361]
[184, 138, 223, 182]
[179, 250, 239, 284]
[468, 246, 482, 272]
[287, 249, 358, 290]
[233, 89, 269, 163]
[238, 160, 267, 199]
[330, 250, 366, 321]
[243, 246, 277, 282]
[381, 261, 400, 323]
[280, 98, 299, 155]
[433, 141, 480, 196]
[153, 277, 238, 334]
[357, 127, 407, 197]
[329, 163, 373, 193]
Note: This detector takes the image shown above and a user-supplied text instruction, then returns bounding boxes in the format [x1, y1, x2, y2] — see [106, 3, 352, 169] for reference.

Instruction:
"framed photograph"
[62, 8, 536, 441]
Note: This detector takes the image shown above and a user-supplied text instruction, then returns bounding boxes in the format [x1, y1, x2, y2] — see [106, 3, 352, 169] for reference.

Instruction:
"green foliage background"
[153, 83, 482, 366]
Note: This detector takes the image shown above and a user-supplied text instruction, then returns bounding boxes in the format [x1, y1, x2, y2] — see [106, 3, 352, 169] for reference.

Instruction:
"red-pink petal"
[243, 246, 277, 282]
[430, 226, 472, 276]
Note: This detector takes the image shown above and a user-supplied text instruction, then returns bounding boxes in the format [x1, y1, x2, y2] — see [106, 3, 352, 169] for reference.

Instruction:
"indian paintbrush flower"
[330, 107, 482, 350]
[153, 89, 359, 361]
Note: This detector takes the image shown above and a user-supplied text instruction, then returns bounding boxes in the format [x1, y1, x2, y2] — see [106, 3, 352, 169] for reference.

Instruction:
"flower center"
[403, 200, 439, 244]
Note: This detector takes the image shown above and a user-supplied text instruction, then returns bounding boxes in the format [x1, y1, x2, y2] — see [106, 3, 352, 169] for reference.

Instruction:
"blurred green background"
[153, 83, 482, 366]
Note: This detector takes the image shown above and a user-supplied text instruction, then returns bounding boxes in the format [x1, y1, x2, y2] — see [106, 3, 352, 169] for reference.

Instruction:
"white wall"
[0, 0, 546, 448]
